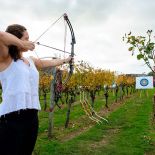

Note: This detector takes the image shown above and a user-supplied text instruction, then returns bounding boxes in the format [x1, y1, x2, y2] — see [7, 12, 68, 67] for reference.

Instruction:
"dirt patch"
[89, 128, 121, 149]
[57, 116, 95, 142]
[60, 125, 93, 142]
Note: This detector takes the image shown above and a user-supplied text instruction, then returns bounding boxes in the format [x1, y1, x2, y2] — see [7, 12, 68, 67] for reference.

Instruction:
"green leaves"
[123, 30, 155, 72]
[128, 47, 134, 51]
[137, 54, 144, 60]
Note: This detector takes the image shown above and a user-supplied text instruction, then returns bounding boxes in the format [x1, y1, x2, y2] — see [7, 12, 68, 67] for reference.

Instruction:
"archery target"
[136, 76, 153, 89]
[140, 78, 149, 86]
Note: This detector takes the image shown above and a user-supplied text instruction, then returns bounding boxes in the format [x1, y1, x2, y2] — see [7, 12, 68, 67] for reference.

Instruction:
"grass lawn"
[33, 89, 155, 155]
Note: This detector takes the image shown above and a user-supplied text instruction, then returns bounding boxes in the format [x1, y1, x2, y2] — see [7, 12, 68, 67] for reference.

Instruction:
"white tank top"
[0, 57, 41, 116]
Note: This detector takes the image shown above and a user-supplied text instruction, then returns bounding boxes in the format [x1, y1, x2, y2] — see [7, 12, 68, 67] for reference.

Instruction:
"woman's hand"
[20, 41, 35, 52]
[64, 55, 73, 64]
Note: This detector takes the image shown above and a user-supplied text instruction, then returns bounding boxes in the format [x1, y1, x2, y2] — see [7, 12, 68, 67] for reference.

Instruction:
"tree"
[123, 30, 155, 121]
[123, 30, 155, 73]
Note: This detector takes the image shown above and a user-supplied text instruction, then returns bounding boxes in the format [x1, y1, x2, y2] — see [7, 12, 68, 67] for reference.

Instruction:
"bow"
[62, 13, 76, 86]
[34, 13, 76, 86]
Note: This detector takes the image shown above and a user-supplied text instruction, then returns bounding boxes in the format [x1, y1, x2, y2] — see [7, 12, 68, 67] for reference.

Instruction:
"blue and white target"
[136, 76, 153, 89]
[140, 78, 149, 86]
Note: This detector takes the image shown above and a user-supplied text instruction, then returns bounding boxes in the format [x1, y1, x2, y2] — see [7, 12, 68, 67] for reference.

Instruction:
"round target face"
[140, 78, 149, 86]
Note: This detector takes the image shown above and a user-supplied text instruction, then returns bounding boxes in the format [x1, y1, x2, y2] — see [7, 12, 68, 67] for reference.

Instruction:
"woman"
[0, 24, 72, 155]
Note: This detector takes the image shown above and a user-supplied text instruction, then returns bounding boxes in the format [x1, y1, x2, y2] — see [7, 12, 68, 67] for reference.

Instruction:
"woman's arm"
[31, 56, 72, 69]
[0, 31, 35, 51]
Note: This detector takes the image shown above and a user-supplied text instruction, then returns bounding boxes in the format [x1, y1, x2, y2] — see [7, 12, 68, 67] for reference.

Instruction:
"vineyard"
[1, 1, 155, 155]
[34, 88, 155, 155]
[26, 61, 155, 155]
[34, 22, 155, 155]
[32, 15, 155, 155]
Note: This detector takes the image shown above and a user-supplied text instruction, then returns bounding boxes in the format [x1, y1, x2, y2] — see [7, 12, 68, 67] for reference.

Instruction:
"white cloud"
[1, 0, 155, 74]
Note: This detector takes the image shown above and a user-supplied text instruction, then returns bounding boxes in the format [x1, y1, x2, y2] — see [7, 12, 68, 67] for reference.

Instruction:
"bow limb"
[62, 13, 76, 86]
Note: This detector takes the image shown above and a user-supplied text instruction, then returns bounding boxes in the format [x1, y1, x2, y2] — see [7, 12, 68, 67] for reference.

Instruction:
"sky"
[1, 0, 155, 74]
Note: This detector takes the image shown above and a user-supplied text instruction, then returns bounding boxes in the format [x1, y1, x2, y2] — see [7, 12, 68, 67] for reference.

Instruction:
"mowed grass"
[34, 89, 155, 155]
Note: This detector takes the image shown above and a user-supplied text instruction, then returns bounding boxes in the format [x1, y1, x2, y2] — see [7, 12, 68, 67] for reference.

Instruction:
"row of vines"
[39, 60, 136, 138]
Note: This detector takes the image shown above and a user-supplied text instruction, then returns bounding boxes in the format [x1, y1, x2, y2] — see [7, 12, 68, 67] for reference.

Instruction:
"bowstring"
[34, 14, 64, 43]
[33, 14, 65, 68]
[60, 18, 68, 81]
[63, 18, 67, 59]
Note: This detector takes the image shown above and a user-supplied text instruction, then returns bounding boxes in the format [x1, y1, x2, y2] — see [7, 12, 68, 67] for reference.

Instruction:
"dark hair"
[5, 24, 27, 61]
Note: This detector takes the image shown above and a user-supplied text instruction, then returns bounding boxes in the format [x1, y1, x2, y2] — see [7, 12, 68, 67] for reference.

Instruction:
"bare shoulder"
[29, 56, 37, 62]
[29, 56, 38, 65]
[0, 32, 10, 58]
[0, 32, 10, 45]
[0, 56, 12, 72]
[0, 32, 5, 42]
[0, 42, 9, 60]
[29, 56, 41, 68]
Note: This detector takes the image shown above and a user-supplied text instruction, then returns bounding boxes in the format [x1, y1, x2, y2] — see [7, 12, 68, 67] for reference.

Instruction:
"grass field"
[33, 89, 155, 155]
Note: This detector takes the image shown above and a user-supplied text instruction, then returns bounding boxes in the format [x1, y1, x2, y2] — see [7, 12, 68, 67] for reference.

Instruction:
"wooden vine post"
[48, 66, 56, 139]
